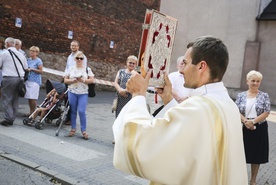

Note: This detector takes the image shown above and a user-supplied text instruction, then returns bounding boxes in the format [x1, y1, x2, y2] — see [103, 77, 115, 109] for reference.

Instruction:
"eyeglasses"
[30, 50, 37, 52]
[76, 57, 84, 60]
[128, 62, 136, 65]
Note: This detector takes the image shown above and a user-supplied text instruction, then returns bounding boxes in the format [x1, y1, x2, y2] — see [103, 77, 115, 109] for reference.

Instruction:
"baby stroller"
[23, 79, 68, 130]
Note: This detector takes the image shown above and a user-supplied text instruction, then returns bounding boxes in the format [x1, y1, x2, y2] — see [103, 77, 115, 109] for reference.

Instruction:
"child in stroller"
[25, 88, 59, 126]
[23, 79, 67, 130]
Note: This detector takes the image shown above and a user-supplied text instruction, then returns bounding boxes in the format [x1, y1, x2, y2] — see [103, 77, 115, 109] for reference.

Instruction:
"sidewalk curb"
[0, 151, 88, 185]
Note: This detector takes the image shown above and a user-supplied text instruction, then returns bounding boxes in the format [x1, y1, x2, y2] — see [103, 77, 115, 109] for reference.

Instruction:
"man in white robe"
[113, 36, 248, 185]
[168, 56, 192, 103]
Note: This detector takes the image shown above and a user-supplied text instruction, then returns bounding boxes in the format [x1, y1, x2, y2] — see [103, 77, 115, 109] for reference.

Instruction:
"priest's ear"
[198, 61, 207, 71]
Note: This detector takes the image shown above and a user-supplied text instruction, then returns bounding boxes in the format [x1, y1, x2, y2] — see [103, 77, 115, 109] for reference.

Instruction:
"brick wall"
[0, 0, 160, 90]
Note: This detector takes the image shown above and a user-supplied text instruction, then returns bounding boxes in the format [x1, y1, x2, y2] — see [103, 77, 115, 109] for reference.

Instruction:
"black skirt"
[243, 121, 269, 164]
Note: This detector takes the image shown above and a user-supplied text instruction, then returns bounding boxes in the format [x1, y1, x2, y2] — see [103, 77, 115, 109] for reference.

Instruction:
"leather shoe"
[0, 120, 13, 126]
[65, 120, 71, 125]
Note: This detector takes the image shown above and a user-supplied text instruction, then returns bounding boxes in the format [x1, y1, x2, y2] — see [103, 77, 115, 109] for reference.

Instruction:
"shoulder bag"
[8, 50, 27, 97]
[8, 50, 29, 81]
[86, 67, 96, 98]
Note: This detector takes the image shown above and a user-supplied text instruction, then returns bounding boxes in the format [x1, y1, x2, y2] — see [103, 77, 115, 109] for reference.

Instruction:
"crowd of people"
[0, 37, 95, 140]
[0, 35, 272, 184]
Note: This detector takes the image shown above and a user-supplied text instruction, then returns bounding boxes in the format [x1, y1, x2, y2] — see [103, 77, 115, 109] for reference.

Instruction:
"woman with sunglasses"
[64, 51, 94, 140]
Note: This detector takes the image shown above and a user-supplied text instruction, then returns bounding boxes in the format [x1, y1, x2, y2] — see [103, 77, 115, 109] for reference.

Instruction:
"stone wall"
[0, 0, 160, 91]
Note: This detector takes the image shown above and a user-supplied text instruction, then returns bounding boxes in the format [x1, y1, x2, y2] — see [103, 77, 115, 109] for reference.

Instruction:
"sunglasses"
[76, 57, 84, 60]
[128, 62, 136, 65]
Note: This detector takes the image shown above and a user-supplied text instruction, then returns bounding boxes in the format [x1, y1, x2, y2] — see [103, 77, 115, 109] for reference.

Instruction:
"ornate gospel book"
[138, 9, 178, 87]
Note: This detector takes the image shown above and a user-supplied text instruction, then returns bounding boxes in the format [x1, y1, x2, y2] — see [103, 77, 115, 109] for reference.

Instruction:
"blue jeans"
[68, 92, 88, 133]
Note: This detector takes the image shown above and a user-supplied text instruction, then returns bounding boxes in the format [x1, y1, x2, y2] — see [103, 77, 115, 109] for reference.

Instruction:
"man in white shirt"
[145, 86, 163, 115]
[65, 40, 87, 73]
[113, 36, 248, 185]
[0, 37, 28, 126]
[14, 39, 27, 58]
[169, 56, 193, 103]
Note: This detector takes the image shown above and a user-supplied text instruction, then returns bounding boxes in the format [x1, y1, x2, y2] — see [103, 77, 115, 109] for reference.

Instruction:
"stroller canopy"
[46, 79, 66, 95]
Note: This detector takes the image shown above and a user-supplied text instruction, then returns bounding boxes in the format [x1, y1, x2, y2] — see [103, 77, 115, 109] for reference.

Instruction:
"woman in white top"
[64, 51, 94, 140]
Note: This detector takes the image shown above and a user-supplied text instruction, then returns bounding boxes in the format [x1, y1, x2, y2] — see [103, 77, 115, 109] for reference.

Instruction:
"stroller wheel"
[35, 122, 44, 130]
[34, 122, 39, 129]
[23, 118, 32, 125]
[45, 117, 52, 124]
[56, 119, 61, 126]
[34, 122, 42, 129]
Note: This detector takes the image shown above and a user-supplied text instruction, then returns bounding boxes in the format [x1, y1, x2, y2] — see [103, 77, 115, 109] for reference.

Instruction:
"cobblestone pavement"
[0, 155, 55, 185]
[0, 90, 276, 185]
[0, 91, 148, 185]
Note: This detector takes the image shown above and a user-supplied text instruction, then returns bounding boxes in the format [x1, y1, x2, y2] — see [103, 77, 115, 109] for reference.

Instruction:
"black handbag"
[86, 67, 96, 98]
[24, 69, 29, 81]
[8, 50, 27, 97]
[17, 79, 27, 97]
[88, 83, 96, 97]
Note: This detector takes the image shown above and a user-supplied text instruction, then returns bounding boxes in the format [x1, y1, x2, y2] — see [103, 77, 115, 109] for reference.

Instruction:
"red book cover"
[138, 9, 178, 87]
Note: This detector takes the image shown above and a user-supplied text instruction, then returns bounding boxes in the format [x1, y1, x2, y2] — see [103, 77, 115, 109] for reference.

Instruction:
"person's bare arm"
[114, 70, 128, 97]
[28, 65, 43, 74]
[79, 76, 94, 84]
[64, 75, 77, 84]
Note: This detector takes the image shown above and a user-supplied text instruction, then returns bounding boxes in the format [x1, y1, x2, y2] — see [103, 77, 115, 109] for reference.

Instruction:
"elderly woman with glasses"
[113, 55, 137, 118]
[64, 51, 94, 140]
[24, 46, 43, 118]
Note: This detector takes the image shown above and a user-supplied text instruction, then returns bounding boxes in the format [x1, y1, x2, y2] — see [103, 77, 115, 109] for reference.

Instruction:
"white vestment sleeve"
[113, 96, 151, 141]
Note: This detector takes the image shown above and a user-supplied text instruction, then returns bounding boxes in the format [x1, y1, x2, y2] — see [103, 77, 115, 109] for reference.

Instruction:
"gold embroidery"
[149, 181, 163, 185]
[125, 122, 141, 177]
[196, 96, 226, 185]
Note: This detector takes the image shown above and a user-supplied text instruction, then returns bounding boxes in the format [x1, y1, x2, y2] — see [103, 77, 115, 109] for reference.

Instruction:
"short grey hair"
[127, 55, 138, 62]
[15, 39, 22, 45]
[246, 70, 263, 81]
[176, 56, 184, 65]
[5, 37, 15, 46]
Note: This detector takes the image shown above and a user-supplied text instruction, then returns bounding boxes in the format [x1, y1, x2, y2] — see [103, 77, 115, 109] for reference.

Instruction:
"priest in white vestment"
[113, 36, 248, 185]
